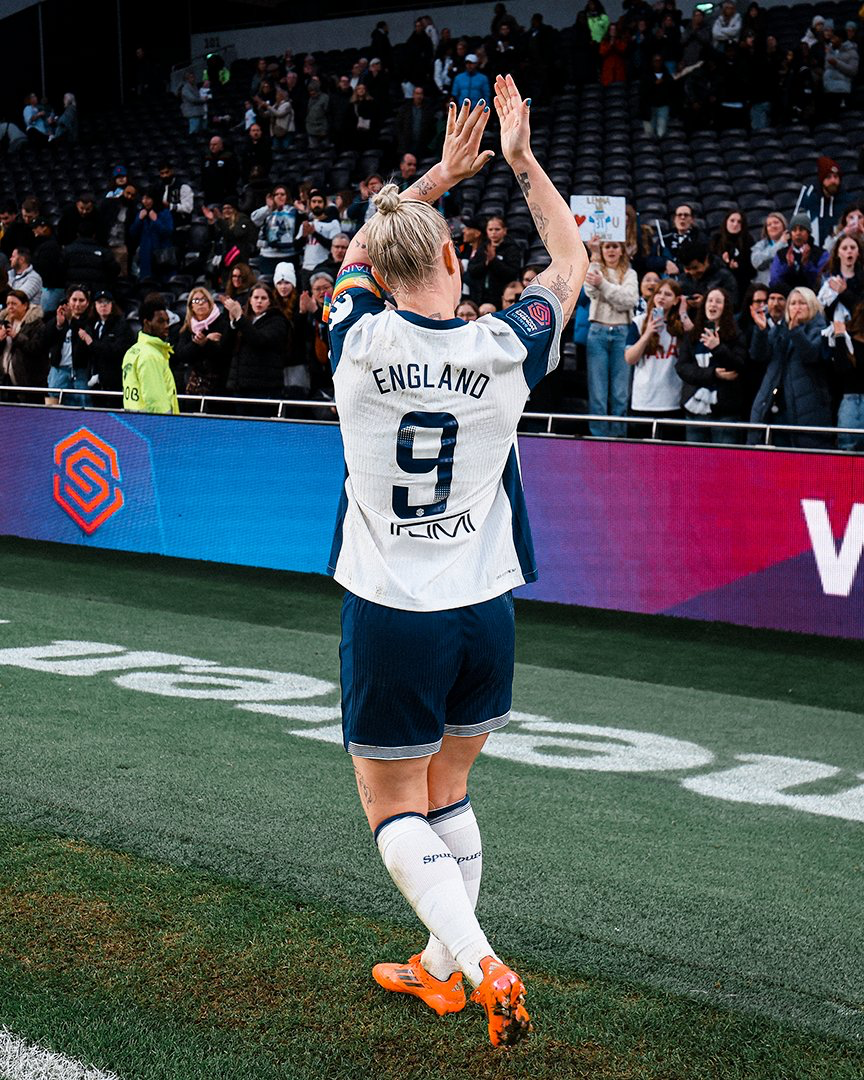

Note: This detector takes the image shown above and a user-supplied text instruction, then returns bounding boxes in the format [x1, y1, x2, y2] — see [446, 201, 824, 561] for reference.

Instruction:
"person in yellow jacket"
[122, 296, 179, 414]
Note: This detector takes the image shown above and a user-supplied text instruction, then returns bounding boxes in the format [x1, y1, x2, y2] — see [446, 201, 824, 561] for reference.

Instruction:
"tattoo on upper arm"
[528, 201, 550, 245]
[516, 171, 531, 199]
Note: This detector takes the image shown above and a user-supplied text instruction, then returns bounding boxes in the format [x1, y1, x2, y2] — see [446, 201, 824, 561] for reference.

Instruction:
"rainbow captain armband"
[323, 263, 383, 323]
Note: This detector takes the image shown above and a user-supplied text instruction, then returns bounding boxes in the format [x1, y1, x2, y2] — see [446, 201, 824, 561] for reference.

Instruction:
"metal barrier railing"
[2, 386, 862, 453]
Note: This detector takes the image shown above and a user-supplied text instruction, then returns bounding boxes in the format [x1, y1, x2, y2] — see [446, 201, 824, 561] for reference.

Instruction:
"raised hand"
[493, 74, 530, 167]
[440, 99, 494, 184]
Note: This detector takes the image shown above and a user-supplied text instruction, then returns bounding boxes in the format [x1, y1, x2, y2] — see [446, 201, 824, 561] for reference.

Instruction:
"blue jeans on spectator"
[587, 323, 630, 437]
[188, 117, 203, 135]
[685, 416, 744, 445]
[47, 364, 90, 406]
[750, 101, 770, 130]
[837, 394, 864, 451]
[646, 106, 668, 138]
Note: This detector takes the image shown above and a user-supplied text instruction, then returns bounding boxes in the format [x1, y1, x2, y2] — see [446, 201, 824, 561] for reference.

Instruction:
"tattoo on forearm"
[516, 171, 531, 198]
[353, 765, 375, 807]
[528, 201, 550, 245]
[548, 266, 574, 303]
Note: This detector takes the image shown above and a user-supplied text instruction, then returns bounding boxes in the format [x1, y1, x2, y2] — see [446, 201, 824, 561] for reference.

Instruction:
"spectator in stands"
[397, 86, 438, 158]
[641, 53, 674, 138]
[350, 83, 379, 151]
[370, 21, 393, 70]
[45, 286, 92, 404]
[240, 125, 272, 183]
[678, 240, 739, 310]
[828, 301, 864, 451]
[751, 212, 788, 286]
[817, 236, 864, 322]
[31, 219, 64, 315]
[676, 287, 747, 442]
[63, 219, 119, 291]
[798, 157, 849, 249]
[0, 201, 33, 258]
[823, 24, 859, 113]
[175, 286, 233, 398]
[711, 210, 752, 302]
[20, 197, 40, 228]
[296, 271, 334, 399]
[101, 182, 138, 277]
[318, 232, 349, 283]
[456, 298, 479, 320]
[466, 214, 522, 308]
[250, 184, 297, 276]
[738, 30, 772, 130]
[203, 198, 258, 279]
[524, 13, 558, 104]
[501, 281, 523, 308]
[765, 284, 787, 328]
[450, 54, 491, 108]
[22, 93, 52, 145]
[202, 135, 240, 207]
[224, 282, 291, 403]
[650, 205, 700, 277]
[586, 1, 610, 48]
[712, 1, 742, 50]
[625, 278, 688, 438]
[681, 8, 710, 68]
[396, 153, 418, 191]
[78, 290, 134, 397]
[58, 193, 106, 248]
[105, 166, 128, 200]
[122, 295, 179, 415]
[7, 247, 42, 307]
[0, 289, 46, 397]
[743, 2, 767, 43]
[402, 17, 435, 95]
[599, 23, 629, 86]
[305, 79, 330, 147]
[748, 287, 830, 448]
[250, 58, 269, 96]
[329, 76, 355, 150]
[179, 70, 206, 134]
[584, 239, 639, 436]
[486, 16, 522, 79]
[54, 93, 78, 143]
[636, 269, 660, 315]
[769, 214, 828, 293]
[258, 86, 295, 150]
[224, 262, 256, 308]
[654, 13, 682, 76]
[824, 205, 864, 256]
[129, 190, 174, 280]
[296, 189, 342, 285]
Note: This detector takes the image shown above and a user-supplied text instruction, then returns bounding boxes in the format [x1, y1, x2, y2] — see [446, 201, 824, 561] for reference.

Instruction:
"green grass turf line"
[2, 535, 863, 712]
[1, 824, 861, 1080]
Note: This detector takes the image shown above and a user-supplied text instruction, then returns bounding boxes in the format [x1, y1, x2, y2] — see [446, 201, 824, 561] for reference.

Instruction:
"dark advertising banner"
[2, 407, 862, 638]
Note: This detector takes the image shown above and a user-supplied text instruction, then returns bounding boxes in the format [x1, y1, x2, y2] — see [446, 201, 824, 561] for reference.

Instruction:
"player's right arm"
[339, 99, 494, 277]
[494, 74, 588, 322]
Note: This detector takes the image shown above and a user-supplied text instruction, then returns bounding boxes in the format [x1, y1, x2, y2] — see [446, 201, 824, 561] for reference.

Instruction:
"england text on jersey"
[372, 363, 490, 399]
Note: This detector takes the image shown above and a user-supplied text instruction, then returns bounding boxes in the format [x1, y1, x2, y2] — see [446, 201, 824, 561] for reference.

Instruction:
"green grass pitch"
[0, 536, 861, 1079]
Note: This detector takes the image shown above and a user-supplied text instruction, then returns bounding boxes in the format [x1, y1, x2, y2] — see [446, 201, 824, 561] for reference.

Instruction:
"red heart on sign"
[574, 214, 587, 226]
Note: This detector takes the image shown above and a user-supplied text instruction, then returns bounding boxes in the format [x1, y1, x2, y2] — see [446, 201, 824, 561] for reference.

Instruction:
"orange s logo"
[53, 428, 125, 534]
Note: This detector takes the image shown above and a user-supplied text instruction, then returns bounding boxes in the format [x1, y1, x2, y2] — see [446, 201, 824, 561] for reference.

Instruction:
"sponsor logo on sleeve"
[504, 301, 552, 337]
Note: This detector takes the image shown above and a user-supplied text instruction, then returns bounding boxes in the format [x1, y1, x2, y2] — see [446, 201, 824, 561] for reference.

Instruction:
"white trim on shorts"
[348, 738, 443, 760]
[443, 710, 511, 737]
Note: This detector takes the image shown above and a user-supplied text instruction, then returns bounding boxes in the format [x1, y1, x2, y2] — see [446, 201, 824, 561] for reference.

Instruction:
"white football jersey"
[326, 268, 564, 611]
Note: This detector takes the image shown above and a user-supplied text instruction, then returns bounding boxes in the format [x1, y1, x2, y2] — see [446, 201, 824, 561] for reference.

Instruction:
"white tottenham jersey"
[326, 266, 564, 611]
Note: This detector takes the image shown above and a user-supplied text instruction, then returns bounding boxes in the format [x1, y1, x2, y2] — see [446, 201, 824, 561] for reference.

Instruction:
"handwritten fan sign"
[570, 195, 626, 242]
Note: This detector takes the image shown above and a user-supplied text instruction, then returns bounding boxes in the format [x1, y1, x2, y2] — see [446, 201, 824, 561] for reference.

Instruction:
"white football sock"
[375, 811, 494, 988]
[420, 796, 483, 980]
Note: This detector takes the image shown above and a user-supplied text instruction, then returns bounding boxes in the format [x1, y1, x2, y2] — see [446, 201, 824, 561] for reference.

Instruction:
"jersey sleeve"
[324, 262, 386, 371]
[490, 283, 565, 389]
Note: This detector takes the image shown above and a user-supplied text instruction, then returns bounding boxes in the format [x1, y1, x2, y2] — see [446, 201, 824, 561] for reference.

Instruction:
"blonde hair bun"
[372, 183, 401, 214]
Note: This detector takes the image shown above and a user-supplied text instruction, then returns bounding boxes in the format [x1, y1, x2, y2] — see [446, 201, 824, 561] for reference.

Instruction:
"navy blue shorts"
[340, 590, 515, 759]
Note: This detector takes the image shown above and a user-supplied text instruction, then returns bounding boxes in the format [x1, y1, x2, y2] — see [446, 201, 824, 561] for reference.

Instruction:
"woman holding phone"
[624, 277, 689, 439]
[676, 287, 747, 443]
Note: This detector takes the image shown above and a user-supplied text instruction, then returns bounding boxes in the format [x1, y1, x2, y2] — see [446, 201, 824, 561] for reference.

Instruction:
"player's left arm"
[339, 99, 495, 275]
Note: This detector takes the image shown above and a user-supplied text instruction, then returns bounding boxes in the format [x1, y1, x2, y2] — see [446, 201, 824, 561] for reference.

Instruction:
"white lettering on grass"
[0, 641, 205, 675]
[482, 714, 714, 772]
[115, 666, 333, 701]
[682, 754, 864, 823]
[239, 703, 342, 722]
[801, 499, 864, 597]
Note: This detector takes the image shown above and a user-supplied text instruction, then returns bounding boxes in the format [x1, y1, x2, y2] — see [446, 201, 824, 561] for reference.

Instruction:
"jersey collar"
[395, 310, 465, 330]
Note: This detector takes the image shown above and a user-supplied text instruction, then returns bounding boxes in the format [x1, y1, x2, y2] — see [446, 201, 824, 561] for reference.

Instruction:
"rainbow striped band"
[323, 263, 382, 323]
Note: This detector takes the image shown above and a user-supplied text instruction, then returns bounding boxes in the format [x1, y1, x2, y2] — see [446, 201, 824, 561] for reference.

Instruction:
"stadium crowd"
[1, 1, 863, 448]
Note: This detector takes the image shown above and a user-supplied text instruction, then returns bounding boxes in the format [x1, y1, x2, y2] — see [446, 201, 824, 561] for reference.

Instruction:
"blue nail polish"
[478, 98, 485, 106]
[463, 98, 469, 106]
[484, 106, 489, 112]
[525, 98, 532, 107]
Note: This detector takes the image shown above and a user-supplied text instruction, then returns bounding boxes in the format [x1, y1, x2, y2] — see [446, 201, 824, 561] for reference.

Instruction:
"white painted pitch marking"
[0, 1029, 120, 1080]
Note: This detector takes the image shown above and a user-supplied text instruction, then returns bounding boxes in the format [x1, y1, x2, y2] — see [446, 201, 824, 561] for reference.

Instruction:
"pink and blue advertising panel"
[1, 406, 862, 639]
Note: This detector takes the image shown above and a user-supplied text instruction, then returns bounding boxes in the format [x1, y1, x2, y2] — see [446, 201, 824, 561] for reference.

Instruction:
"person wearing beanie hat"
[769, 213, 828, 292]
[273, 261, 296, 286]
[797, 156, 850, 248]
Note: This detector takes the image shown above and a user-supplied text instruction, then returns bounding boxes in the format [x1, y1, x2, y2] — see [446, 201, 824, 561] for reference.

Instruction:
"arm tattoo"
[528, 201, 550, 245]
[408, 176, 436, 200]
[516, 171, 531, 199]
[548, 266, 574, 303]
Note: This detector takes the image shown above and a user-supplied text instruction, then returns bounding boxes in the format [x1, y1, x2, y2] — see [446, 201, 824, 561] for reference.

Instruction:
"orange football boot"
[470, 955, 533, 1047]
[372, 953, 467, 1016]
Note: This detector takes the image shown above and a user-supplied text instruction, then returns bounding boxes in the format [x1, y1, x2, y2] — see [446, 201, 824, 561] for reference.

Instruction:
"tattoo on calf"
[353, 765, 376, 807]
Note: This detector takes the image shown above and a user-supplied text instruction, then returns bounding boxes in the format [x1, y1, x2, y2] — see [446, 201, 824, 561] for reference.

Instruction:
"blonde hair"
[181, 286, 216, 332]
[365, 183, 451, 293]
[786, 287, 823, 325]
